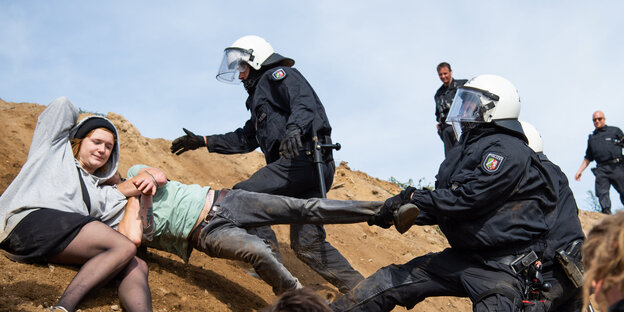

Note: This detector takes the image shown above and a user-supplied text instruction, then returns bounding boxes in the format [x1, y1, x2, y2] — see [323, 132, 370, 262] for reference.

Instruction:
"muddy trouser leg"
[245, 226, 282, 262]
[290, 223, 364, 293]
[196, 223, 300, 295]
[594, 167, 612, 214]
[231, 156, 324, 264]
[331, 248, 526, 312]
[231, 157, 369, 292]
[216, 190, 382, 292]
[331, 249, 469, 312]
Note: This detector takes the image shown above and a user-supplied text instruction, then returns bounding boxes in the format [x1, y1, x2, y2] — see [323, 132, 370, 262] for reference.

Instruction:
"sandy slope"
[0, 99, 605, 311]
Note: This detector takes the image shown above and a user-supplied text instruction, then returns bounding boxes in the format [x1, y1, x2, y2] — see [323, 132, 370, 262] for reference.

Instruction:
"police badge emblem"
[482, 153, 504, 173]
[272, 68, 286, 80]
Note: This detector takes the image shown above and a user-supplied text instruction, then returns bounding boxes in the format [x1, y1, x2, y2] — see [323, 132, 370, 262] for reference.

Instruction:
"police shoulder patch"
[272, 68, 286, 80]
[482, 153, 504, 174]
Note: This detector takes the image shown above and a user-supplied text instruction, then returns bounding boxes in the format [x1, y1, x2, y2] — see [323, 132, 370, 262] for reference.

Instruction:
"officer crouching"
[332, 75, 585, 312]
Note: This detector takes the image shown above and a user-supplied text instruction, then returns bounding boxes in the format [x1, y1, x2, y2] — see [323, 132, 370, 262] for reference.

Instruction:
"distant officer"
[434, 62, 467, 155]
[335, 75, 572, 311]
[170, 35, 363, 292]
[574, 110, 624, 214]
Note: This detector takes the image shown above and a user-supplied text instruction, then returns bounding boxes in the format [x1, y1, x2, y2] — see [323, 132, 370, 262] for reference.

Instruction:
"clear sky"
[1, 1, 623, 211]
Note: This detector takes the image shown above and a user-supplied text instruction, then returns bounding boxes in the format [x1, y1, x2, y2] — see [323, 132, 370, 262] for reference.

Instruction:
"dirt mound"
[0, 99, 606, 311]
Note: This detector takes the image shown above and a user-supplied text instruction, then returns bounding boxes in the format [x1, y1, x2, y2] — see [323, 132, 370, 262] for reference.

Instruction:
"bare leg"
[46, 221, 140, 312]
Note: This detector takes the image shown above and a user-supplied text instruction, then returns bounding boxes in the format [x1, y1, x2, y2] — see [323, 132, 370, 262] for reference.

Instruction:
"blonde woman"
[0, 97, 153, 312]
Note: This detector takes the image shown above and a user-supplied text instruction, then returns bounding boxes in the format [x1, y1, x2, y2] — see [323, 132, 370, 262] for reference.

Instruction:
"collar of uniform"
[593, 125, 608, 134]
[460, 126, 498, 144]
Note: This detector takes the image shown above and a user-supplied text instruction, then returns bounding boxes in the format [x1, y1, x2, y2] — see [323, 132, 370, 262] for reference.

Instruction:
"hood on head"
[69, 115, 120, 182]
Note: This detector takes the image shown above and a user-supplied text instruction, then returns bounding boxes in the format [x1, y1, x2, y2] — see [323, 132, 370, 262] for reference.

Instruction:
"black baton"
[312, 134, 340, 198]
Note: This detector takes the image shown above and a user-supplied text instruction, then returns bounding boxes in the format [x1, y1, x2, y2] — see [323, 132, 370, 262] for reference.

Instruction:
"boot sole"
[394, 203, 420, 234]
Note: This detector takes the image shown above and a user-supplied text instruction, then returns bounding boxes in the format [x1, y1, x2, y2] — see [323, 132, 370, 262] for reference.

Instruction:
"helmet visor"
[216, 48, 251, 83]
[447, 88, 496, 139]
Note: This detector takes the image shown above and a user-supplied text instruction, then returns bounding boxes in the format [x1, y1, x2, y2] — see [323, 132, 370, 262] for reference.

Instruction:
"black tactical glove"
[170, 128, 206, 155]
[279, 124, 303, 159]
[368, 186, 416, 228]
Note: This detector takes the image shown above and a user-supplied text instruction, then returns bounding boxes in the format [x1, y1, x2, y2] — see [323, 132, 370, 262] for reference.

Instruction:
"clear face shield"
[446, 88, 498, 140]
[216, 48, 251, 83]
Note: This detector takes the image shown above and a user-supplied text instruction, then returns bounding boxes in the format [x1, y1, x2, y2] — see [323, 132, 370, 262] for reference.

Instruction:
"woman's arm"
[117, 196, 143, 246]
[116, 167, 167, 197]
[117, 194, 154, 247]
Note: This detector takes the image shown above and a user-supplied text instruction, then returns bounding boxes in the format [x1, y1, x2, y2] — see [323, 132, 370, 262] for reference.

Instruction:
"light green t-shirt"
[127, 165, 209, 262]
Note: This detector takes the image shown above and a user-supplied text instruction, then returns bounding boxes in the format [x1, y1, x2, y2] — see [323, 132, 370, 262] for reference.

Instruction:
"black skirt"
[0, 208, 98, 263]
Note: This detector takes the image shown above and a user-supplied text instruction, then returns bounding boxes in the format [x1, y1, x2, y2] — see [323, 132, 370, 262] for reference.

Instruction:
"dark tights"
[47, 221, 152, 312]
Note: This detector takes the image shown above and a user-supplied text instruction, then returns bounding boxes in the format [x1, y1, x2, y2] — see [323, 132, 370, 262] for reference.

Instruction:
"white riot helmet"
[217, 35, 294, 83]
[446, 74, 522, 140]
[520, 120, 544, 153]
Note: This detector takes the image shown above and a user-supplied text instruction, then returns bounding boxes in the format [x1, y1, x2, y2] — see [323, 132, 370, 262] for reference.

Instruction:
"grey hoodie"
[0, 97, 127, 243]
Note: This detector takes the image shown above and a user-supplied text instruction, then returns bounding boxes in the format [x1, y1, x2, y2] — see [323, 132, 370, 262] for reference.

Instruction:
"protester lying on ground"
[105, 164, 419, 295]
[0, 97, 154, 312]
[582, 211, 624, 311]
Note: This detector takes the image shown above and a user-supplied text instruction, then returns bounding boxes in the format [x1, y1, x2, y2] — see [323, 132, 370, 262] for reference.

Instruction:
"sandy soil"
[0, 98, 605, 311]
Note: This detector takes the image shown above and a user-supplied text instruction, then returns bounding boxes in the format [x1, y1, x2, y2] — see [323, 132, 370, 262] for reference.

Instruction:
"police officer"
[434, 62, 467, 156]
[521, 121, 585, 311]
[333, 75, 565, 311]
[574, 110, 624, 214]
[170, 35, 364, 293]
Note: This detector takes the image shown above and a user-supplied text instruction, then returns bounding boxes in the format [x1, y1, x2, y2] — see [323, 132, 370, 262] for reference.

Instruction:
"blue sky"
[2, 1, 623, 211]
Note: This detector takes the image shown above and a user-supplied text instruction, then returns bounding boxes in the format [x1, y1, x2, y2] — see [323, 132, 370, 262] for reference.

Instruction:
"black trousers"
[331, 248, 583, 312]
[232, 155, 364, 293]
[438, 123, 458, 157]
[592, 163, 624, 214]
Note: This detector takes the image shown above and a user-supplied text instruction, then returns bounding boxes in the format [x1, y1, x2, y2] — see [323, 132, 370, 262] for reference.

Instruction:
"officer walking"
[170, 35, 363, 293]
[333, 75, 575, 311]
[574, 110, 624, 214]
[434, 62, 467, 156]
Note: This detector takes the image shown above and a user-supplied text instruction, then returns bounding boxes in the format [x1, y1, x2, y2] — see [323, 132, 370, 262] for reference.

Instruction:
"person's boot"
[393, 203, 419, 234]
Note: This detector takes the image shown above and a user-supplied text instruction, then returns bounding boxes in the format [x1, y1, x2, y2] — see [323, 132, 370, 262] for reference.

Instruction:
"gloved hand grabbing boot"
[368, 187, 419, 234]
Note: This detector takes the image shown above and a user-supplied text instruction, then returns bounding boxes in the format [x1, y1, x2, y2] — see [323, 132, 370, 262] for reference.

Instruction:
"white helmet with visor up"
[446, 74, 521, 140]
[217, 35, 294, 83]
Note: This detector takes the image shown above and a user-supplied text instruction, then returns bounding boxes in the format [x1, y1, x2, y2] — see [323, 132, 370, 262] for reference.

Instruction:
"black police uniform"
[205, 66, 364, 292]
[538, 153, 585, 311]
[584, 125, 624, 214]
[332, 126, 565, 312]
[434, 78, 467, 155]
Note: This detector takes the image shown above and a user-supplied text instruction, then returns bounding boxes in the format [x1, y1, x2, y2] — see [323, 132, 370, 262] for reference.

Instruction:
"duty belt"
[599, 157, 623, 166]
[495, 250, 539, 275]
[189, 189, 230, 248]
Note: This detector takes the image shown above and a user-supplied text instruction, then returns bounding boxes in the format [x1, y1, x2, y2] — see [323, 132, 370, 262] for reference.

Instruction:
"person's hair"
[437, 62, 452, 71]
[262, 288, 332, 312]
[70, 127, 116, 174]
[583, 211, 624, 311]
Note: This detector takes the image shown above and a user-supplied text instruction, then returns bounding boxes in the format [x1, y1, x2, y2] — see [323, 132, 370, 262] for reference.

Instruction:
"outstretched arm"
[575, 158, 591, 181]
